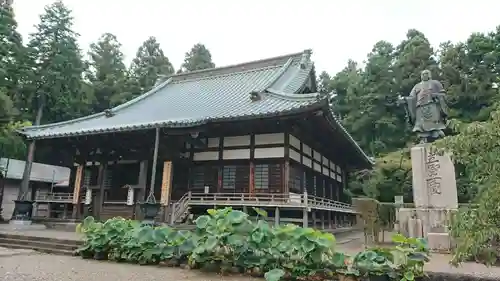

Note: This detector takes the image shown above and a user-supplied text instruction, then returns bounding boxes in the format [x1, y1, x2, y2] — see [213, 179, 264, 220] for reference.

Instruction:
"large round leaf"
[226, 210, 247, 224]
[227, 234, 245, 246]
[251, 231, 264, 243]
[204, 236, 218, 251]
[301, 240, 316, 253]
[264, 268, 285, 281]
[195, 215, 211, 229]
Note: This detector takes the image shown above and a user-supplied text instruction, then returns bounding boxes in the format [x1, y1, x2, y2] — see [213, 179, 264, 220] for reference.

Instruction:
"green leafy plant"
[391, 233, 430, 281]
[352, 248, 396, 279]
[76, 210, 430, 281]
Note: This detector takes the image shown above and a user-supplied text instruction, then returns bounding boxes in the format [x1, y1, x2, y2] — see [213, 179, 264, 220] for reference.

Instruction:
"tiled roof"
[20, 50, 321, 139]
[18, 49, 372, 166]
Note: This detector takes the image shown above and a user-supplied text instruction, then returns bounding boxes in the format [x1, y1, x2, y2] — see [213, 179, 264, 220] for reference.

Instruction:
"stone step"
[0, 241, 76, 256]
[0, 237, 78, 251]
[0, 233, 82, 246]
[0, 234, 81, 256]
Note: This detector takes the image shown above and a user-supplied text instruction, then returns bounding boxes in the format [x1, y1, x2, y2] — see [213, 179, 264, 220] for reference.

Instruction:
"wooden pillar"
[71, 164, 84, 219]
[303, 191, 308, 227]
[249, 134, 255, 195]
[328, 211, 332, 229]
[321, 211, 325, 229]
[217, 137, 224, 192]
[302, 208, 308, 228]
[312, 210, 317, 229]
[160, 161, 173, 221]
[137, 160, 149, 201]
[283, 132, 290, 194]
[134, 160, 148, 219]
[95, 163, 107, 220]
[148, 127, 160, 201]
[274, 207, 280, 227]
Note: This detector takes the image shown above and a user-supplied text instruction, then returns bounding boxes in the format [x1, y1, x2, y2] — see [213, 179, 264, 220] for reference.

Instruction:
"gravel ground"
[1, 227, 500, 280]
[0, 251, 259, 281]
[2, 248, 500, 281]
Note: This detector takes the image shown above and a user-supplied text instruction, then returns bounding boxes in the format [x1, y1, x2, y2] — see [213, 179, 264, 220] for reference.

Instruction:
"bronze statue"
[398, 70, 449, 143]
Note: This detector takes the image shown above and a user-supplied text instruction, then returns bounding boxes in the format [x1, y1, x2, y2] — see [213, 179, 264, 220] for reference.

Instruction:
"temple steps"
[0, 233, 81, 256]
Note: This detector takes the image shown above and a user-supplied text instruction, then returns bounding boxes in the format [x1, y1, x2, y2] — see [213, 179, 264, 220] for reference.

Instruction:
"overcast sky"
[12, 0, 500, 75]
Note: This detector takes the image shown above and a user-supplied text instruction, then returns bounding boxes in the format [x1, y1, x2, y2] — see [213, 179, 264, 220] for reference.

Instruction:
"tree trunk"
[18, 99, 44, 200]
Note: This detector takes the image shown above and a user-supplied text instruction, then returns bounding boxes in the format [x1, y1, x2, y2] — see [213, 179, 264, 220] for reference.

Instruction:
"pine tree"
[130, 36, 174, 93]
[179, 43, 215, 72]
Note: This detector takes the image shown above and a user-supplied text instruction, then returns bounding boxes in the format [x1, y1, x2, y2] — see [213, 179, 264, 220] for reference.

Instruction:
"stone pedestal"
[427, 232, 453, 253]
[408, 218, 423, 238]
[397, 144, 459, 252]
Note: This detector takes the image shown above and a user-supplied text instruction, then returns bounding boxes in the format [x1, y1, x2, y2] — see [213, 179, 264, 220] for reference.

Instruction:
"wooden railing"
[187, 192, 357, 213]
[35, 192, 77, 203]
[169, 193, 191, 224]
[306, 195, 354, 212]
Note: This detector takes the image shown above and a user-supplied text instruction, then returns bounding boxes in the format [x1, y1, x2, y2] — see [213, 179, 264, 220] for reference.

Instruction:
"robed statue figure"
[399, 70, 449, 143]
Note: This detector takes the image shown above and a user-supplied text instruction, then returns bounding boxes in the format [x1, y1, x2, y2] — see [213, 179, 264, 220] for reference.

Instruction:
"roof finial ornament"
[300, 49, 312, 69]
[249, 91, 261, 102]
[104, 109, 114, 118]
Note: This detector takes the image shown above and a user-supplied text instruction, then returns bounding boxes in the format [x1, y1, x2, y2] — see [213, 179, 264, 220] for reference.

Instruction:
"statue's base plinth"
[427, 232, 453, 253]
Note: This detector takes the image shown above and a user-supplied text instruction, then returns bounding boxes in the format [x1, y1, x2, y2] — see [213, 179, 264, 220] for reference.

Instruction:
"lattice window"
[222, 165, 249, 192]
[191, 165, 218, 191]
[268, 164, 282, 193]
[305, 170, 314, 194]
[288, 164, 303, 193]
[255, 164, 269, 190]
[222, 166, 237, 190]
[254, 163, 282, 192]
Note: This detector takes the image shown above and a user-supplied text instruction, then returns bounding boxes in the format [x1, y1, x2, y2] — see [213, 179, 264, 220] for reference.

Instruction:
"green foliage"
[23, 0, 90, 123]
[0, 120, 30, 159]
[179, 43, 215, 73]
[77, 209, 429, 281]
[130, 36, 174, 93]
[325, 26, 500, 203]
[433, 102, 500, 265]
[349, 150, 412, 202]
[86, 33, 128, 112]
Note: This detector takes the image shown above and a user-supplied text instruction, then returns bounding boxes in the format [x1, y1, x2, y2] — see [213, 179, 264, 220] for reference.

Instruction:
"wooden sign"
[72, 165, 84, 204]
[160, 161, 172, 206]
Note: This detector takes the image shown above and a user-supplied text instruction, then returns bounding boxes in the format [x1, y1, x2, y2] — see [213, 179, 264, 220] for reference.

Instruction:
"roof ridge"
[264, 89, 321, 101]
[170, 64, 283, 84]
[170, 49, 310, 79]
[19, 78, 174, 132]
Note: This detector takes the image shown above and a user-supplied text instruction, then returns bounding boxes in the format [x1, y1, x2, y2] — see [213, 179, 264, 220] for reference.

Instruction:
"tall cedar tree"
[26, 1, 88, 124]
[0, 1, 26, 159]
[87, 33, 127, 112]
[130, 36, 174, 93]
[179, 43, 215, 73]
[0, 1, 23, 121]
